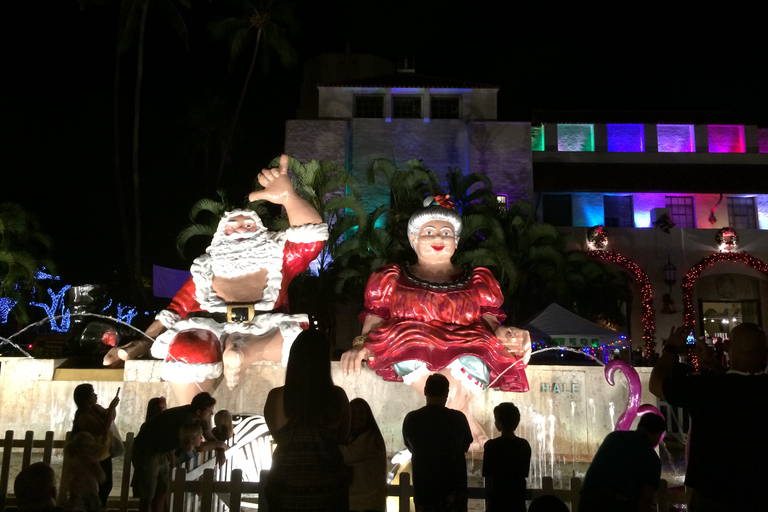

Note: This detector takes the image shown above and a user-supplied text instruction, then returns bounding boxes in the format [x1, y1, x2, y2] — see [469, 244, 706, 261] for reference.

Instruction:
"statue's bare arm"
[341, 315, 383, 375]
[248, 154, 322, 227]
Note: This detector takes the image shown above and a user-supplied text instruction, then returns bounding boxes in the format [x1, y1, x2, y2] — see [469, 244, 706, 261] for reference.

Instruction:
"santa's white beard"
[207, 231, 283, 278]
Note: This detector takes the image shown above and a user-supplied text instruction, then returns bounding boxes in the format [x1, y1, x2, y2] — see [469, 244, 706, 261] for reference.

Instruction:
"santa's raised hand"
[249, 154, 297, 205]
[249, 154, 323, 227]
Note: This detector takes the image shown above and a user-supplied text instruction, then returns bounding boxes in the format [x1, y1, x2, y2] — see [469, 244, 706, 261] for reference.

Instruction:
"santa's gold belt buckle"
[227, 304, 255, 323]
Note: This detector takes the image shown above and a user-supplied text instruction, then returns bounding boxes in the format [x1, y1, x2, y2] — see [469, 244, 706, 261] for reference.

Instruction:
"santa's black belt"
[187, 305, 270, 324]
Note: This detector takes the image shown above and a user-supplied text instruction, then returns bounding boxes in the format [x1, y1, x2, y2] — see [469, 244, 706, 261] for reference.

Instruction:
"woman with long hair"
[264, 329, 351, 511]
[71, 384, 119, 507]
[340, 398, 387, 512]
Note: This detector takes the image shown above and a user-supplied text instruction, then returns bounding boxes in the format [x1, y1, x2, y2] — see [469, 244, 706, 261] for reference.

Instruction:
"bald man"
[650, 323, 767, 511]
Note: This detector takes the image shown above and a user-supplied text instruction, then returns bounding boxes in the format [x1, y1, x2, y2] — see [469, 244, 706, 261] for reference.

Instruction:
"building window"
[392, 96, 421, 118]
[354, 95, 384, 118]
[665, 196, 695, 229]
[497, 194, 508, 211]
[604, 196, 634, 227]
[543, 194, 572, 226]
[430, 96, 460, 119]
[727, 197, 757, 229]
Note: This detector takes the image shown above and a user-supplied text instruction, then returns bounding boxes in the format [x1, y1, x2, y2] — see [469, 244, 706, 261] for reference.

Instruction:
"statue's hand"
[341, 346, 374, 376]
[103, 338, 153, 366]
[495, 325, 532, 365]
[248, 154, 297, 205]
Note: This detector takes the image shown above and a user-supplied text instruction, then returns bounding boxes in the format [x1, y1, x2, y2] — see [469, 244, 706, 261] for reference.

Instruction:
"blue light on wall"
[634, 211, 652, 228]
[607, 124, 645, 152]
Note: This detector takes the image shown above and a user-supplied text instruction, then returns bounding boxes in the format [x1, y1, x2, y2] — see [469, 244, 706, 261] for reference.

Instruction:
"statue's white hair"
[407, 204, 462, 250]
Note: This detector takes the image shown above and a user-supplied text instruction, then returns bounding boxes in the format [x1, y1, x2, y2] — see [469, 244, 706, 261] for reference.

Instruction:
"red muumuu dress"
[360, 264, 529, 392]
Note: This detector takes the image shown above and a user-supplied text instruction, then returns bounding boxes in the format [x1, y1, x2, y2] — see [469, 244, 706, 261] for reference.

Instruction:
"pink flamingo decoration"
[605, 360, 666, 445]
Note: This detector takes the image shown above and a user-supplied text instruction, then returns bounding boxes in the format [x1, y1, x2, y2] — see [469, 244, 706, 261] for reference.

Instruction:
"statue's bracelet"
[352, 335, 368, 348]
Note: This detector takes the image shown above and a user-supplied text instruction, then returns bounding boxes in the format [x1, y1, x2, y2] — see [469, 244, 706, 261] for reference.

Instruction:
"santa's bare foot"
[222, 345, 245, 390]
[222, 330, 285, 390]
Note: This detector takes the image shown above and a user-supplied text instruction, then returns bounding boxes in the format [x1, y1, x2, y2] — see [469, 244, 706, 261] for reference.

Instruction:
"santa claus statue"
[104, 155, 328, 404]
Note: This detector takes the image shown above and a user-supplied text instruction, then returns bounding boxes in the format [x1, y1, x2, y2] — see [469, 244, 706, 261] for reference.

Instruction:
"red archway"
[682, 251, 768, 329]
[588, 250, 656, 355]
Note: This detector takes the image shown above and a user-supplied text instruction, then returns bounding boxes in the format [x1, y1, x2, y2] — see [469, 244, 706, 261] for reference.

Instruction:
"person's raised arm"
[248, 155, 322, 227]
[649, 325, 689, 400]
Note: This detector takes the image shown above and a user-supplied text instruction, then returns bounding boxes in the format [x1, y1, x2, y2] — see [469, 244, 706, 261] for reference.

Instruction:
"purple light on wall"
[758, 129, 768, 153]
[708, 125, 745, 153]
[607, 124, 644, 152]
[657, 125, 695, 153]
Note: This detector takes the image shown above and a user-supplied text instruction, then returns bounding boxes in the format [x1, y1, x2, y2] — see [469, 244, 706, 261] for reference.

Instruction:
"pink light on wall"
[657, 125, 695, 153]
[707, 125, 745, 153]
[607, 124, 644, 152]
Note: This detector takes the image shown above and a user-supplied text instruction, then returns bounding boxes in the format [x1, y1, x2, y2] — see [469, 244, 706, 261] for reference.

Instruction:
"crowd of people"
[9, 158, 767, 511]
[11, 321, 768, 511]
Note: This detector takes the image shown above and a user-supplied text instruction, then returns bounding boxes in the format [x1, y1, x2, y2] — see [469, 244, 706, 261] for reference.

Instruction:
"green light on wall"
[557, 124, 594, 151]
[532, 126, 545, 151]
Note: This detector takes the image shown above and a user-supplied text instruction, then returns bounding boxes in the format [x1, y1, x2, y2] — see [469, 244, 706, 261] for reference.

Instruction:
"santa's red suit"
[151, 220, 328, 383]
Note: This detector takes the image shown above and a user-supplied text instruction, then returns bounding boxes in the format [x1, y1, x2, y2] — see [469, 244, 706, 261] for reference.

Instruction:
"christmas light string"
[588, 250, 656, 356]
[682, 251, 768, 330]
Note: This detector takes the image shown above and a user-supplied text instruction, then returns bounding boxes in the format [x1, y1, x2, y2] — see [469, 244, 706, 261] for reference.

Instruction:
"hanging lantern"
[663, 256, 677, 288]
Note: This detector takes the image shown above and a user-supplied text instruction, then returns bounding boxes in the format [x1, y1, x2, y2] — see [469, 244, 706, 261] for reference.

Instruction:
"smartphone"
[115, 387, 121, 398]
[686, 333, 696, 345]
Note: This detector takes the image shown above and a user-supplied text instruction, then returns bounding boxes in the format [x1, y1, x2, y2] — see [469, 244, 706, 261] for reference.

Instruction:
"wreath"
[587, 225, 609, 250]
[716, 227, 739, 252]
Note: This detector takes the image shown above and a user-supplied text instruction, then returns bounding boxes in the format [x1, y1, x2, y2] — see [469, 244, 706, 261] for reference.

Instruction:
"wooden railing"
[2, 430, 692, 511]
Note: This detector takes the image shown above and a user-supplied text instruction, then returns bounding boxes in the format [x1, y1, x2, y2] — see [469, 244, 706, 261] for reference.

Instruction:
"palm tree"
[176, 190, 233, 260]
[258, 157, 366, 338]
[210, 0, 299, 188]
[0, 203, 56, 325]
[177, 95, 234, 196]
[80, 0, 191, 296]
[127, 0, 191, 297]
[564, 251, 631, 330]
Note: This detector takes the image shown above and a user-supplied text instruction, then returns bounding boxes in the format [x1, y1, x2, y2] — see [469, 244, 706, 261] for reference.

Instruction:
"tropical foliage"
[0, 203, 56, 325]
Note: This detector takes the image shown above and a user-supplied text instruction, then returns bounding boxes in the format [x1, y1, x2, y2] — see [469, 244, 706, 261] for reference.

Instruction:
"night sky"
[3, 1, 765, 292]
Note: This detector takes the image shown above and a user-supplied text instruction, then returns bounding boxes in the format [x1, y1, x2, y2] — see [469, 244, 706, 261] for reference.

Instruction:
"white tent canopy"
[522, 303, 626, 348]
